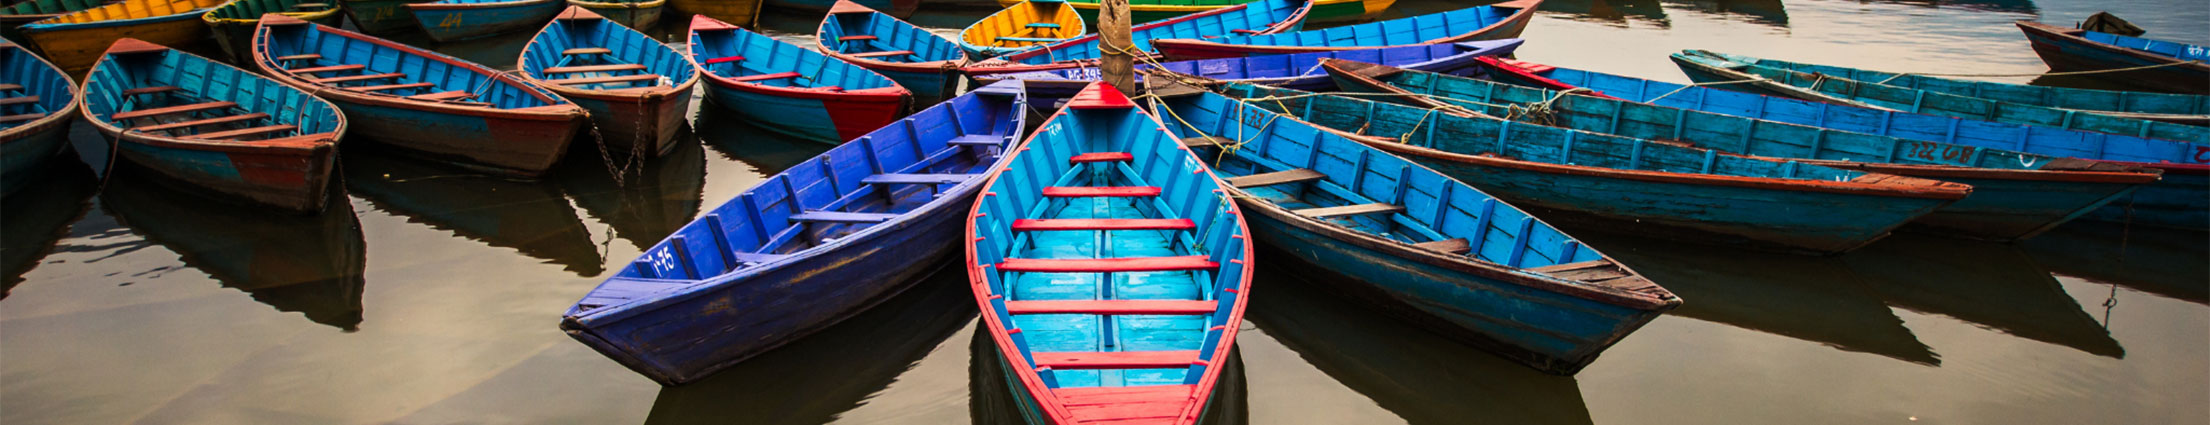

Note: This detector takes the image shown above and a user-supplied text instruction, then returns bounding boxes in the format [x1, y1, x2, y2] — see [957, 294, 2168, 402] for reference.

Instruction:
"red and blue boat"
[405, 0, 564, 42]
[978, 40, 1521, 98]
[253, 15, 586, 178]
[1156, 85, 1681, 373]
[563, 82, 1029, 386]
[817, 0, 967, 104]
[518, 6, 697, 158]
[81, 38, 345, 213]
[961, 0, 1312, 80]
[690, 15, 909, 145]
[966, 83, 1254, 424]
[2016, 20, 2210, 94]
[1148, 0, 1541, 61]
[1473, 57, 2210, 230]
[0, 40, 77, 199]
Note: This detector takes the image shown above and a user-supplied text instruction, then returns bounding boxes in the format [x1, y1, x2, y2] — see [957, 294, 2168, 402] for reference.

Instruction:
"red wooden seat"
[353, 82, 437, 92]
[313, 73, 404, 84]
[1030, 350, 1200, 369]
[0, 113, 43, 123]
[731, 72, 802, 82]
[997, 256, 1217, 273]
[276, 53, 322, 61]
[837, 35, 877, 41]
[192, 124, 297, 140]
[702, 55, 744, 65]
[1010, 218, 1193, 231]
[407, 91, 475, 101]
[1069, 152, 1133, 164]
[1057, 385, 1199, 423]
[0, 96, 38, 106]
[549, 74, 660, 86]
[111, 101, 235, 120]
[120, 86, 178, 96]
[847, 50, 914, 58]
[288, 64, 366, 74]
[1004, 300, 1217, 315]
[1041, 186, 1161, 197]
[561, 47, 611, 56]
[543, 64, 646, 74]
[130, 113, 268, 132]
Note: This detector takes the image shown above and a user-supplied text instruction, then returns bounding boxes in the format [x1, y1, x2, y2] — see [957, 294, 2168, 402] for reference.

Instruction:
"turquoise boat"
[2017, 20, 2210, 94]
[0, 40, 76, 199]
[689, 14, 909, 144]
[1675, 50, 2208, 126]
[816, 0, 965, 104]
[518, 6, 698, 158]
[406, 0, 565, 42]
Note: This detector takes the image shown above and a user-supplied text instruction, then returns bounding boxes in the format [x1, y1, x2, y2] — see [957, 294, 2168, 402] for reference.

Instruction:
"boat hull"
[343, 0, 435, 34]
[101, 130, 337, 212]
[701, 81, 904, 145]
[569, 0, 662, 28]
[336, 101, 581, 177]
[871, 66, 956, 105]
[2085, 170, 2209, 229]
[408, 0, 564, 42]
[1858, 167, 2144, 240]
[2017, 21, 2210, 94]
[0, 116, 73, 198]
[21, 13, 208, 75]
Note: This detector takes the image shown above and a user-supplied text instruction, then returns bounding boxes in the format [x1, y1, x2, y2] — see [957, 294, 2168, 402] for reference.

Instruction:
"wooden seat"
[1041, 186, 1161, 197]
[549, 74, 659, 86]
[0, 83, 22, 91]
[130, 113, 268, 132]
[788, 211, 898, 223]
[276, 53, 322, 61]
[0, 96, 38, 106]
[837, 35, 877, 41]
[730, 72, 802, 82]
[1411, 238, 1472, 254]
[997, 256, 1217, 273]
[847, 50, 913, 58]
[288, 64, 366, 74]
[192, 124, 297, 140]
[1030, 350, 1201, 369]
[1295, 203, 1406, 219]
[561, 47, 611, 56]
[406, 91, 474, 101]
[291, 2, 330, 8]
[1224, 168, 1324, 188]
[0, 113, 43, 123]
[1069, 152, 1132, 164]
[543, 64, 646, 74]
[948, 134, 1004, 147]
[702, 55, 744, 65]
[111, 101, 235, 120]
[120, 86, 179, 97]
[314, 73, 404, 84]
[1181, 136, 1229, 148]
[353, 82, 437, 92]
[859, 173, 968, 185]
[1024, 23, 1060, 28]
[730, 252, 789, 264]
[1010, 218, 1194, 231]
[1004, 300, 1216, 315]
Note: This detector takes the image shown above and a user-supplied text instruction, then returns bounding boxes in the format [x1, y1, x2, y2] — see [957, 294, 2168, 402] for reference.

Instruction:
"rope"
[1871, 60, 2207, 84]
[1643, 78, 1771, 104]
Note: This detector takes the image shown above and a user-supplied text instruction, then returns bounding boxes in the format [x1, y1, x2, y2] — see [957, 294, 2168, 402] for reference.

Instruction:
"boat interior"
[83, 42, 340, 142]
[257, 18, 568, 109]
[521, 11, 694, 91]
[0, 43, 70, 131]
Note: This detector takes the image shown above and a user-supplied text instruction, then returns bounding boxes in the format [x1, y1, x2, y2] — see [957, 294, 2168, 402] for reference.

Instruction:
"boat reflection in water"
[553, 135, 707, 250]
[969, 321, 1249, 425]
[1575, 231, 1941, 366]
[1847, 234, 2124, 358]
[643, 264, 975, 425]
[1538, 0, 1669, 28]
[343, 148, 604, 276]
[0, 154, 99, 297]
[1245, 250, 1594, 425]
[1660, 0, 1785, 27]
[97, 166, 368, 330]
[693, 105, 834, 174]
[2019, 221, 2209, 306]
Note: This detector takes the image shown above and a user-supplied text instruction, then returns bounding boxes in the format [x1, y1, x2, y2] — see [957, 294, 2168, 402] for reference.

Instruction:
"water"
[3, 0, 2206, 423]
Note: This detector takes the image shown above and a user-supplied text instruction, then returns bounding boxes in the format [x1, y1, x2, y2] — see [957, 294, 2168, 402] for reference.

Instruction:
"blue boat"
[406, 0, 564, 42]
[817, 0, 966, 104]
[1474, 57, 2210, 230]
[689, 15, 910, 145]
[961, 0, 1311, 79]
[1676, 50, 2209, 126]
[518, 6, 697, 158]
[2018, 20, 2210, 94]
[1210, 82, 1974, 254]
[81, 38, 346, 213]
[979, 40, 1521, 98]
[0, 40, 77, 199]
[966, 83, 1252, 425]
[1669, 50, 2210, 145]
[1154, 85, 1681, 373]
[1149, 0, 1541, 61]
[562, 82, 1029, 386]
[1325, 59, 2163, 242]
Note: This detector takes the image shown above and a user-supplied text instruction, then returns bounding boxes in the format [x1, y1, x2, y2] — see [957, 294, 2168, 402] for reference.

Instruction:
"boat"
[562, 81, 1029, 386]
[1154, 84, 1680, 373]
[2016, 20, 2210, 94]
[689, 15, 910, 145]
[1326, 59, 2163, 242]
[1148, 0, 1540, 61]
[666, 0, 760, 29]
[202, 0, 342, 63]
[1475, 57, 2210, 230]
[405, 0, 565, 42]
[966, 82, 1253, 425]
[959, 0, 1084, 59]
[16, 0, 224, 75]
[1, 0, 102, 41]
[991, 0, 1386, 24]
[1675, 50, 2209, 126]
[518, 6, 696, 158]
[254, 15, 587, 178]
[1669, 50, 2210, 144]
[979, 40, 1520, 98]
[1209, 82, 1973, 254]
[343, 0, 438, 35]
[567, 0, 662, 29]
[817, 0, 966, 104]
[80, 38, 345, 212]
[960, 0, 1311, 80]
[0, 40, 78, 199]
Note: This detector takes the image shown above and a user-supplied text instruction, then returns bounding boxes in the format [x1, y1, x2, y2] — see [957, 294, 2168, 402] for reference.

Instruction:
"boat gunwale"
[0, 42, 81, 144]
[251, 15, 585, 122]
[2016, 20, 2210, 73]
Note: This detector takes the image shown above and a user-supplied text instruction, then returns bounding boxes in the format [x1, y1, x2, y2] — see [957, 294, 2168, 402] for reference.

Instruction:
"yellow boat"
[960, 0, 1084, 58]
[995, 0, 1391, 24]
[19, 0, 225, 75]
[667, 0, 761, 27]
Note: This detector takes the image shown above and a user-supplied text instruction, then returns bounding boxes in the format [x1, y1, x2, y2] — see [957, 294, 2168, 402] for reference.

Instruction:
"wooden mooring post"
[1099, 0, 1136, 96]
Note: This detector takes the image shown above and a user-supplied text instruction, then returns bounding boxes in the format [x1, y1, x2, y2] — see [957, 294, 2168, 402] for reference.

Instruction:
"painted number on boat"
[439, 13, 465, 28]
[1901, 141, 1975, 165]
[2194, 146, 2210, 163]
[645, 247, 680, 277]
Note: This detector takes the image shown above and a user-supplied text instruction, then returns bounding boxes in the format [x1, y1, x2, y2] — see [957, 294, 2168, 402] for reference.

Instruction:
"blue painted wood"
[519, 7, 698, 157]
[1332, 61, 2163, 242]
[1479, 58, 2210, 230]
[1156, 87, 1679, 373]
[973, 0, 1310, 68]
[1679, 50, 2209, 125]
[2017, 20, 2210, 94]
[967, 83, 1252, 424]
[0, 41, 76, 199]
[690, 15, 910, 144]
[817, 0, 966, 104]
[982, 40, 1519, 98]
[1148, 1, 1536, 61]
[1213, 82, 1973, 254]
[406, 0, 565, 42]
[561, 82, 1028, 386]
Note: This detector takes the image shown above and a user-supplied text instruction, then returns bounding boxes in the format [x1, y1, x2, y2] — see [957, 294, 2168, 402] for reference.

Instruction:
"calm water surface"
[3, 0, 2206, 423]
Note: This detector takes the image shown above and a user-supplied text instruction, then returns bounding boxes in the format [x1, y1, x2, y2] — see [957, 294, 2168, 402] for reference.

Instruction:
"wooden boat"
[966, 82, 1253, 424]
[0, 40, 78, 199]
[1157, 85, 1680, 373]
[563, 82, 1028, 385]
[1679, 50, 2210, 126]
[342, 0, 437, 35]
[1327, 60, 2163, 242]
[979, 40, 1519, 98]
[1669, 50, 2210, 144]
[818, 0, 966, 104]
[16, 0, 224, 75]
[959, 0, 1084, 59]
[2016, 20, 2210, 94]
[665, 0, 759, 29]
[689, 15, 910, 145]
[1, 0, 102, 41]
[1211, 82, 1974, 254]
[992, 0, 1386, 24]
[254, 15, 587, 178]
[80, 38, 344, 212]
[567, 0, 662, 29]
[203, 0, 342, 63]
[1475, 57, 2210, 230]
[406, 0, 565, 42]
[961, 0, 1311, 79]
[767, 0, 913, 17]
[519, 7, 696, 158]
[1148, 0, 1540, 61]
